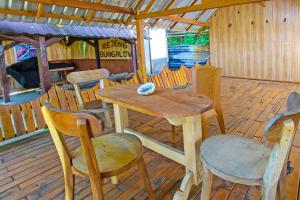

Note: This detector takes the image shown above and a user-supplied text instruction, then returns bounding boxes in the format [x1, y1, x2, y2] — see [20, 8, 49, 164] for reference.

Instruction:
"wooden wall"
[210, 0, 300, 82]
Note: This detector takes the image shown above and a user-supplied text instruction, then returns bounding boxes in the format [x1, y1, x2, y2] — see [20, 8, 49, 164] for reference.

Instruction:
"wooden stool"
[42, 102, 155, 200]
[200, 92, 300, 200]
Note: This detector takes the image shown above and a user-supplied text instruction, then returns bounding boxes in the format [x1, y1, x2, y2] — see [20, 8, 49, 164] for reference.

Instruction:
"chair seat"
[72, 133, 142, 176]
[200, 135, 271, 184]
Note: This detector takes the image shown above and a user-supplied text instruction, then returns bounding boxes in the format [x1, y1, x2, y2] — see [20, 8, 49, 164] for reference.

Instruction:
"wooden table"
[97, 85, 212, 200]
[50, 66, 74, 83]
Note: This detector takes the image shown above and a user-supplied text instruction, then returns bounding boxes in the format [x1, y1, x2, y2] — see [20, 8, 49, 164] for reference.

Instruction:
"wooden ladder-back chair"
[42, 102, 154, 200]
[67, 69, 112, 128]
[200, 92, 300, 200]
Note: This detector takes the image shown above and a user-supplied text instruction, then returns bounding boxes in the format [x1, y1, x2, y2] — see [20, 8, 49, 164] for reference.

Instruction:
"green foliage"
[167, 29, 209, 46]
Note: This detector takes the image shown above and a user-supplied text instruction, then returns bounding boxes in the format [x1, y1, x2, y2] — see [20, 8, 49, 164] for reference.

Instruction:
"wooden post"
[136, 17, 147, 83]
[0, 42, 10, 102]
[94, 39, 101, 69]
[37, 36, 51, 93]
[131, 42, 138, 74]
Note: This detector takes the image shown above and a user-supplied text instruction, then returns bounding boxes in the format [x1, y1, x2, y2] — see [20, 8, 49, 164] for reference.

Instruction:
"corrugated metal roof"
[0, 0, 217, 32]
[0, 20, 138, 39]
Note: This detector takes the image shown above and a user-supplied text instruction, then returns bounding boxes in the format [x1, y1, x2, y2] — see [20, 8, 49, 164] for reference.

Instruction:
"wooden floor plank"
[0, 77, 299, 199]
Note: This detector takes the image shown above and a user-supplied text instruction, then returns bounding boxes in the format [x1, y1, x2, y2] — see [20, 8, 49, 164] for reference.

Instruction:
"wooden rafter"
[21, 0, 134, 14]
[0, 8, 126, 25]
[136, 0, 269, 19]
[143, 0, 156, 12]
[86, 0, 102, 22]
[125, 0, 146, 25]
[35, 3, 44, 21]
[169, 0, 198, 30]
[186, 10, 206, 31]
[125, 0, 156, 29]
[152, 0, 176, 27]
[4, 41, 19, 51]
[0, 35, 39, 47]
[160, 16, 209, 27]
[45, 37, 64, 47]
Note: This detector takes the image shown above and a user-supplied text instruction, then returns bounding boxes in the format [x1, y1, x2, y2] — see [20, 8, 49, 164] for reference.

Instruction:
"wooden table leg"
[113, 104, 129, 133]
[173, 114, 202, 200]
[111, 104, 129, 184]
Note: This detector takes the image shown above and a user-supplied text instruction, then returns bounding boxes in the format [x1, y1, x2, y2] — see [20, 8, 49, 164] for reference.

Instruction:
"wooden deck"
[0, 77, 299, 200]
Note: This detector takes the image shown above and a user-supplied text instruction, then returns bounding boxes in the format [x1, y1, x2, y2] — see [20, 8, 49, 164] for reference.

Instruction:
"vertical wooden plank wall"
[210, 0, 300, 82]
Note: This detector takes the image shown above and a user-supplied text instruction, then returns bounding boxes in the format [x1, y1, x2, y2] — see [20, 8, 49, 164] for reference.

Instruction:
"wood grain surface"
[97, 84, 212, 119]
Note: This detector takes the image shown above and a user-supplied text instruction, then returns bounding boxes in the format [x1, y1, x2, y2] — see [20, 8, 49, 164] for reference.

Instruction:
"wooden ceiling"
[0, 0, 267, 32]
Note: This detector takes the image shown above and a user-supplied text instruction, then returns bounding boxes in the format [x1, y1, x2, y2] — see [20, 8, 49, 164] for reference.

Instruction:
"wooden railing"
[0, 66, 192, 142]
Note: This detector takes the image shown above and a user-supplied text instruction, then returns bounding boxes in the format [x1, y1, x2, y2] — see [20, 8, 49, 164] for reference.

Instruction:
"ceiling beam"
[169, 0, 198, 30]
[21, 0, 134, 14]
[0, 8, 126, 25]
[143, 0, 156, 12]
[86, 0, 103, 22]
[160, 15, 209, 27]
[136, 0, 269, 19]
[45, 37, 64, 47]
[126, 0, 156, 29]
[0, 35, 39, 47]
[152, 0, 176, 27]
[125, 0, 146, 25]
[4, 41, 19, 51]
[35, 3, 44, 21]
[186, 10, 206, 31]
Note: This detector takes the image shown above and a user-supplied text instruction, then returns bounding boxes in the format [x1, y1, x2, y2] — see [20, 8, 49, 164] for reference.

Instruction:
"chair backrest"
[262, 92, 300, 190]
[67, 69, 110, 108]
[67, 68, 110, 84]
[191, 66, 222, 107]
[41, 102, 103, 177]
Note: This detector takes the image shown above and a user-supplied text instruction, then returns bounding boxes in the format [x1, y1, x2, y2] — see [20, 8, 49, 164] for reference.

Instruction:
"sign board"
[99, 38, 132, 60]
[14, 44, 37, 61]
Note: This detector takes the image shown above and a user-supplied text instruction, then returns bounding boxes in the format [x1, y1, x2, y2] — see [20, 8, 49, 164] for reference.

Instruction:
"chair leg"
[201, 113, 208, 140]
[215, 108, 225, 135]
[90, 174, 104, 200]
[277, 161, 288, 200]
[64, 173, 75, 200]
[261, 182, 277, 200]
[171, 125, 176, 142]
[104, 110, 112, 128]
[137, 157, 155, 200]
[201, 165, 212, 200]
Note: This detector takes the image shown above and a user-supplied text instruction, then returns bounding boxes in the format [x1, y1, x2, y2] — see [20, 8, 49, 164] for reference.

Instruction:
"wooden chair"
[67, 69, 112, 128]
[200, 92, 300, 200]
[41, 102, 154, 200]
[172, 66, 225, 140]
[192, 66, 225, 137]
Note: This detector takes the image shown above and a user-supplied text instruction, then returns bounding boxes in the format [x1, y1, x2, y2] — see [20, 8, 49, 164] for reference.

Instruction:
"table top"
[97, 85, 212, 119]
[49, 66, 74, 72]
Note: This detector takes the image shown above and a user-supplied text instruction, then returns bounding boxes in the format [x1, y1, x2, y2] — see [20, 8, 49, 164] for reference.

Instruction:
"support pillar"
[94, 39, 101, 69]
[131, 42, 138, 74]
[37, 36, 51, 93]
[136, 18, 147, 83]
[0, 42, 10, 103]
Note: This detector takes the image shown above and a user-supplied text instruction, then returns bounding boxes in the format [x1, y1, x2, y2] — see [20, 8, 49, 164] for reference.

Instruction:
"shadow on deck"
[0, 78, 299, 200]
